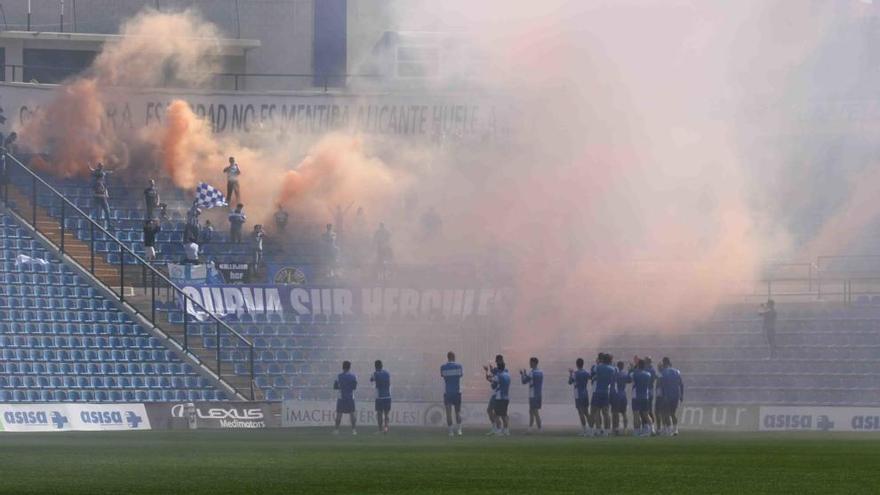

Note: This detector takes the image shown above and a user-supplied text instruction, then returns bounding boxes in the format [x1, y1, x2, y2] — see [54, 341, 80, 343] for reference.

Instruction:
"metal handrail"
[0, 150, 255, 399]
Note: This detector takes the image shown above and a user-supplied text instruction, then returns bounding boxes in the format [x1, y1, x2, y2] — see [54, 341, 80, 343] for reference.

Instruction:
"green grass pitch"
[0, 428, 878, 494]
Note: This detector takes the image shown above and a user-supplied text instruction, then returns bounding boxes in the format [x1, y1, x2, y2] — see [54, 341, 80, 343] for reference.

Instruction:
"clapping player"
[440, 352, 464, 436]
[333, 361, 358, 435]
[370, 360, 391, 434]
[569, 358, 591, 437]
[520, 357, 544, 433]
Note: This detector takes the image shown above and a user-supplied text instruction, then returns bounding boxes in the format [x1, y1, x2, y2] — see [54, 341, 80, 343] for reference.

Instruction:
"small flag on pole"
[194, 182, 228, 209]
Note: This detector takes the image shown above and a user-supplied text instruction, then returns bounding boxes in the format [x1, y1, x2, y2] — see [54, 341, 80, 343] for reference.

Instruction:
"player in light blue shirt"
[659, 357, 684, 436]
[612, 360, 632, 436]
[370, 360, 391, 434]
[333, 360, 358, 435]
[645, 356, 658, 435]
[483, 354, 504, 435]
[490, 363, 512, 436]
[630, 359, 654, 437]
[590, 352, 617, 437]
[568, 358, 591, 436]
[440, 351, 464, 436]
[519, 357, 543, 433]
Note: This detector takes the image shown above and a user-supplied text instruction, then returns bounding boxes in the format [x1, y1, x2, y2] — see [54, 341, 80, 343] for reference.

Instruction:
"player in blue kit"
[483, 354, 504, 435]
[611, 360, 631, 436]
[590, 352, 617, 437]
[645, 356, 658, 435]
[568, 358, 591, 436]
[631, 359, 653, 437]
[440, 351, 464, 436]
[370, 360, 391, 434]
[519, 357, 543, 433]
[490, 362, 512, 436]
[659, 357, 684, 436]
[333, 360, 358, 435]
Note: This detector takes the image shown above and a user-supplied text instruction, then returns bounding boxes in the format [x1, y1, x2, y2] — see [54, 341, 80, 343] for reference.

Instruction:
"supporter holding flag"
[144, 179, 160, 220]
[333, 361, 358, 435]
[569, 358, 591, 437]
[228, 204, 247, 243]
[440, 351, 464, 437]
[520, 357, 544, 433]
[370, 360, 392, 434]
[222, 156, 241, 204]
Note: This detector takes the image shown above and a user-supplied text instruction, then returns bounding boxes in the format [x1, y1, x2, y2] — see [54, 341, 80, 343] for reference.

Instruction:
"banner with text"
[145, 401, 276, 430]
[180, 285, 508, 320]
[0, 403, 150, 432]
[0, 83, 508, 142]
[760, 406, 880, 432]
[282, 401, 759, 430]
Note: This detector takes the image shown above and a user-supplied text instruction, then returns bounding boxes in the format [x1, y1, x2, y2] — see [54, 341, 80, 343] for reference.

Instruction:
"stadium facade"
[0, 0, 466, 91]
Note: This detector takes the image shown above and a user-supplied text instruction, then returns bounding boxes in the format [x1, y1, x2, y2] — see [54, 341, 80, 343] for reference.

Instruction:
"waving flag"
[195, 182, 227, 209]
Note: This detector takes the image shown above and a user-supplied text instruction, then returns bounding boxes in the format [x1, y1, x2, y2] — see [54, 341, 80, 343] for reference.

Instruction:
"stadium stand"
[5, 153, 880, 407]
[0, 211, 227, 402]
[6, 167, 452, 402]
[526, 304, 880, 407]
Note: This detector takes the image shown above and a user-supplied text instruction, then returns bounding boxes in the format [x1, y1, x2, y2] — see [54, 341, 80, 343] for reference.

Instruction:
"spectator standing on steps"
[760, 299, 777, 359]
[322, 223, 339, 278]
[144, 179, 160, 220]
[274, 204, 289, 232]
[223, 156, 241, 205]
[183, 240, 200, 265]
[1, 132, 18, 187]
[252, 224, 265, 266]
[228, 204, 247, 243]
[143, 219, 161, 262]
[89, 162, 113, 185]
[374, 222, 392, 281]
[200, 220, 214, 245]
[93, 180, 111, 229]
[184, 204, 202, 243]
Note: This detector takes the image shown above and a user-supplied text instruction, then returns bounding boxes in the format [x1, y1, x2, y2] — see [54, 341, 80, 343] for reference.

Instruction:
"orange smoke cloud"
[19, 79, 118, 177]
[278, 134, 403, 222]
[149, 99, 221, 189]
[16, 9, 221, 178]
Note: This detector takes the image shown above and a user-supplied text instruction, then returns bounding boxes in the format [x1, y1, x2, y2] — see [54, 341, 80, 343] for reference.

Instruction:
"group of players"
[332, 351, 684, 437]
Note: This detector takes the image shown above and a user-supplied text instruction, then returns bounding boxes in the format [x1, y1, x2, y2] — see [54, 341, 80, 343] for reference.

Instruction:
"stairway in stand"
[4, 185, 256, 400]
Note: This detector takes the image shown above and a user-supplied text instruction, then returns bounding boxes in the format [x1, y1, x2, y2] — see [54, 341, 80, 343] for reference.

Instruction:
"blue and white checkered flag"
[194, 182, 228, 209]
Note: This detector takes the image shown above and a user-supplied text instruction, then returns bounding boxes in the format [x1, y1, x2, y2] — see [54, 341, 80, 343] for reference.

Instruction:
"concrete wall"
[0, 0, 316, 90]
